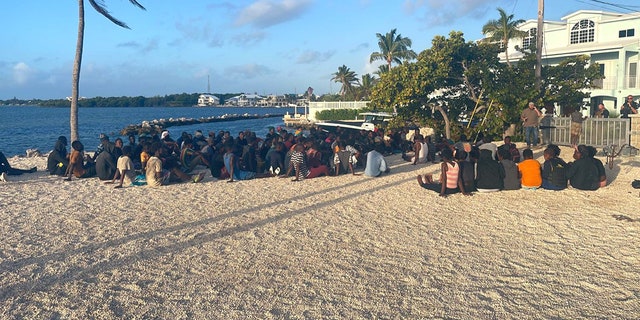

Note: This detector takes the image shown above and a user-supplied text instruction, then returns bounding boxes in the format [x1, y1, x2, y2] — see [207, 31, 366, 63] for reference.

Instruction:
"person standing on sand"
[569, 106, 586, 147]
[521, 102, 542, 148]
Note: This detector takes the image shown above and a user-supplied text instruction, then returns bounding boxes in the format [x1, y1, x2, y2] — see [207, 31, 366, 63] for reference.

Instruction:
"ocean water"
[0, 106, 296, 157]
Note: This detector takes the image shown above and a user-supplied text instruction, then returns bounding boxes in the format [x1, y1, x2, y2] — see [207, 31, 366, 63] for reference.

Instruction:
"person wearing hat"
[92, 133, 110, 161]
[193, 130, 206, 147]
[160, 130, 179, 155]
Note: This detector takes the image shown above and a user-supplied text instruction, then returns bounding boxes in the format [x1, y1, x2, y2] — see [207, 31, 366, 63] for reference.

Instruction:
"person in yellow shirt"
[518, 148, 542, 189]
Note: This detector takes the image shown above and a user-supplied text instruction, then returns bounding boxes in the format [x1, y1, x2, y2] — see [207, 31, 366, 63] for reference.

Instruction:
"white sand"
[0, 145, 638, 319]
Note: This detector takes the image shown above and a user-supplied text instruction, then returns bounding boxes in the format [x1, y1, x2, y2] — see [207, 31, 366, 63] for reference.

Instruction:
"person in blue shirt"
[364, 144, 389, 177]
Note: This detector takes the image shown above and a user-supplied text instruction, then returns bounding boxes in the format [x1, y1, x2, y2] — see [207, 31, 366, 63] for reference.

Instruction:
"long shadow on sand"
[0, 169, 418, 302]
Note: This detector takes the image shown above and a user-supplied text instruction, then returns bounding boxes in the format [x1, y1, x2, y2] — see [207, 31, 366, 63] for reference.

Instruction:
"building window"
[522, 28, 537, 49]
[570, 19, 595, 44]
[619, 28, 635, 38]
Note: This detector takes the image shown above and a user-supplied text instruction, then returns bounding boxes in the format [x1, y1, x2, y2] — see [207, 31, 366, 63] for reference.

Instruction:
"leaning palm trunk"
[435, 105, 451, 140]
[70, 0, 85, 142]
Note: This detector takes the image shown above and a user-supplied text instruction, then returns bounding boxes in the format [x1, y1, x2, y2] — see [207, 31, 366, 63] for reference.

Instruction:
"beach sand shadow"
[0, 173, 418, 302]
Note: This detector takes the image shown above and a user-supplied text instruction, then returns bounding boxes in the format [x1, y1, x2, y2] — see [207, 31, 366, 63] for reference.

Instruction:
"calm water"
[0, 106, 296, 157]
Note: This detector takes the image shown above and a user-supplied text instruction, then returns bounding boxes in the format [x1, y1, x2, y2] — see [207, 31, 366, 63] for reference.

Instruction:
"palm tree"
[481, 7, 526, 67]
[369, 28, 417, 72]
[373, 64, 389, 77]
[357, 74, 378, 100]
[70, 0, 146, 141]
[331, 65, 359, 98]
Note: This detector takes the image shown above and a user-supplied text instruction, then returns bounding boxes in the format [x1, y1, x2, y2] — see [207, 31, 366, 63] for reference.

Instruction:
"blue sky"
[0, 0, 634, 100]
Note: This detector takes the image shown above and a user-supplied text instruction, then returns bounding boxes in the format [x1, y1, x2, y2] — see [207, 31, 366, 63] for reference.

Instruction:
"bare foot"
[425, 174, 434, 184]
[417, 175, 426, 187]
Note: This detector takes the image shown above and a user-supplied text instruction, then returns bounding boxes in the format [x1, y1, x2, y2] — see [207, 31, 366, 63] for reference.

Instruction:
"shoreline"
[1, 146, 639, 318]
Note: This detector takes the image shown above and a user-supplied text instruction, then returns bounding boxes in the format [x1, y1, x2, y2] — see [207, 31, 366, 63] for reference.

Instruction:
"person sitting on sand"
[105, 145, 137, 188]
[586, 145, 607, 188]
[224, 143, 260, 182]
[160, 130, 179, 156]
[92, 133, 109, 161]
[498, 148, 520, 190]
[146, 142, 204, 187]
[518, 148, 542, 190]
[478, 134, 498, 161]
[364, 144, 390, 177]
[179, 137, 210, 173]
[284, 143, 329, 181]
[64, 140, 96, 181]
[416, 148, 470, 197]
[475, 149, 504, 192]
[333, 140, 360, 175]
[457, 149, 476, 193]
[541, 145, 567, 191]
[497, 136, 520, 163]
[47, 136, 69, 176]
[402, 134, 427, 165]
[0, 151, 37, 182]
[566, 145, 599, 191]
[240, 136, 258, 173]
[267, 141, 285, 176]
[95, 139, 119, 180]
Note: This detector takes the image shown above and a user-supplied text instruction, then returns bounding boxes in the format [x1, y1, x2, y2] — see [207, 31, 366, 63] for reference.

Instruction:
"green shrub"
[315, 109, 361, 121]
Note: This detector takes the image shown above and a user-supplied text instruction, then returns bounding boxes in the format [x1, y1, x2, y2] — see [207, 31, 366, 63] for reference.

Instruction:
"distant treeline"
[0, 93, 244, 108]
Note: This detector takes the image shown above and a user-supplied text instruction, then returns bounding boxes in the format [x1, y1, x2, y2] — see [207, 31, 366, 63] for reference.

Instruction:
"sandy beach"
[0, 145, 638, 319]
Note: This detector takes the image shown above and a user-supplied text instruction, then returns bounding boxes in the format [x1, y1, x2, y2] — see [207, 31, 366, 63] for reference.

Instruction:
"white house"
[197, 94, 220, 107]
[224, 93, 263, 107]
[500, 10, 640, 115]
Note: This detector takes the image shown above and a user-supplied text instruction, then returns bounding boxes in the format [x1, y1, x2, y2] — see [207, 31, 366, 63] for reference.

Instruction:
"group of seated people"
[45, 125, 403, 187]
[416, 133, 607, 197]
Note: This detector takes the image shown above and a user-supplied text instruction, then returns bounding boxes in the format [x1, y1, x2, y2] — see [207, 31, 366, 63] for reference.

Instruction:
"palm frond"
[88, 0, 129, 28]
[128, 0, 146, 10]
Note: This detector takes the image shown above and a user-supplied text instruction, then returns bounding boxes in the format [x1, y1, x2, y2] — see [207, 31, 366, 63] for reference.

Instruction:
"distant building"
[256, 94, 288, 107]
[225, 93, 263, 107]
[495, 10, 640, 115]
[197, 94, 220, 107]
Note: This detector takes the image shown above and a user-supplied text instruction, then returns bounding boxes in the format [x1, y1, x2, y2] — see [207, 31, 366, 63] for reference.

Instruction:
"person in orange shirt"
[518, 148, 542, 189]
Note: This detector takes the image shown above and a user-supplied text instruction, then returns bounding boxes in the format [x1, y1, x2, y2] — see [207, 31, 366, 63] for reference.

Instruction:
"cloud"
[13, 62, 33, 85]
[118, 39, 158, 53]
[224, 63, 275, 79]
[235, 0, 314, 28]
[231, 31, 267, 46]
[404, 0, 496, 26]
[296, 50, 335, 64]
[350, 43, 369, 53]
[174, 19, 224, 48]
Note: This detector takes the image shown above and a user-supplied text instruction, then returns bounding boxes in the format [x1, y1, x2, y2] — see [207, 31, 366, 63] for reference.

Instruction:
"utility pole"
[535, 0, 544, 92]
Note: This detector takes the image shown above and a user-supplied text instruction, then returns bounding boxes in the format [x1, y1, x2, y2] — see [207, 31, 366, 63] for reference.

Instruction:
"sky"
[1, 0, 637, 100]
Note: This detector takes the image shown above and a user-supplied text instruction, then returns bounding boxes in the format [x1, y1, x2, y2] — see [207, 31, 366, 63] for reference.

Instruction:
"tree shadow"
[0, 174, 417, 302]
[611, 214, 639, 222]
